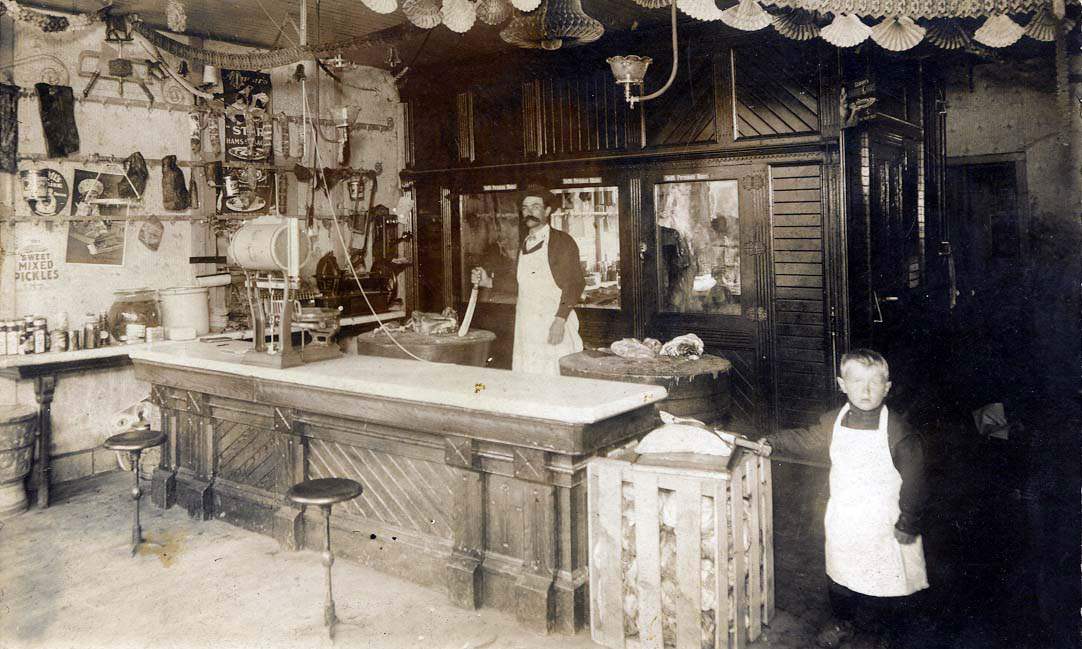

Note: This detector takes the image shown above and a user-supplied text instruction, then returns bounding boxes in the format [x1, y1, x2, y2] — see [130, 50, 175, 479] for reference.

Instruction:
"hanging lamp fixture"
[606, 0, 678, 108]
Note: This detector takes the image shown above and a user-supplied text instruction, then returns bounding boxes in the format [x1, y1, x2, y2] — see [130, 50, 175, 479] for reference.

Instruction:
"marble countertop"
[129, 341, 668, 425]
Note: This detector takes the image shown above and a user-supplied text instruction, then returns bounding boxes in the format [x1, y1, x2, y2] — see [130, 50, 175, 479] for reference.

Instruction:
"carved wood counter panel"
[133, 350, 663, 635]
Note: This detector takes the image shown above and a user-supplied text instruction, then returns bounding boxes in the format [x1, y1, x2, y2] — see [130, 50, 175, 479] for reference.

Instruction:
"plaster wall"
[944, 56, 1069, 223]
[0, 18, 404, 484]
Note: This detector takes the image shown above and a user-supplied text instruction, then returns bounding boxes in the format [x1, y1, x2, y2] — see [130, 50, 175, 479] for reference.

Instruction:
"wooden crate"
[588, 449, 774, 649]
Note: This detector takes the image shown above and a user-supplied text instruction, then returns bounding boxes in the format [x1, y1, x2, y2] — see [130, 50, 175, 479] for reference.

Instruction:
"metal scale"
[227, 217, 342, 369]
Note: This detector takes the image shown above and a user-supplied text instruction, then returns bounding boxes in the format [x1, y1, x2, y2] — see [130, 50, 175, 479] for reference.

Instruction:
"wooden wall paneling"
[470, 82, 525, 165]
[408, 93, 459, 171]
[642, 46, 719, 148]
[457, 91, 475, 163]
[211, 398, 278, 493]
[731, 43, 821, 140]
[770, 163, 832, 427]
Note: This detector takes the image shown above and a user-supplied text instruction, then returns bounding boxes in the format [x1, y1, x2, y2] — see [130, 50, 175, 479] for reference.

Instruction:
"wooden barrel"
[355, 329, 496, 367]
[0, 405, 37, 519]
[559, 351, 732, 424]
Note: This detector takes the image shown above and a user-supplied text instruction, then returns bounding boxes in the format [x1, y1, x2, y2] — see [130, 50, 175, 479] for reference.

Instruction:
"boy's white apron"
[824, 404, 929, 597]
[512, 230, 582, 375]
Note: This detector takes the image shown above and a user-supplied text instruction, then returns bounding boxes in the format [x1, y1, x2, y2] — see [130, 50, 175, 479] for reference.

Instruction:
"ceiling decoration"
[1024, 6, 1060, 39]
[440, 0, 477, 33]
[678, 0, 726, 21]
[758, 0, 1059, 19]
[499, 0, 604, 49]
[819, 12, 871, 46]
[772, 8, 821, 39]
[869, 15, 925, 50]
[924, 18, 972, 48]
[720, 0, 773, 30]
[973, 13, 1026, 46]
[633, 0, 1075, 52]
[477, 0, 513, 25]
[361, 0, 399, 13]
[402, 0, 442, 28]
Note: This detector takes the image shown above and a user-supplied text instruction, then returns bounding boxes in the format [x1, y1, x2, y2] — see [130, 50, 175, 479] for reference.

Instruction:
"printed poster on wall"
[70, 168, 130, 219]
[65, 220, 126, 266]
[222, 68, 275, 216]
[14, 238, 60, 290]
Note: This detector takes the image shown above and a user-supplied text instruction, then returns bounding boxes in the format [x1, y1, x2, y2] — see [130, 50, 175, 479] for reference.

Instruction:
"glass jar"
[108, 289, 161, 345]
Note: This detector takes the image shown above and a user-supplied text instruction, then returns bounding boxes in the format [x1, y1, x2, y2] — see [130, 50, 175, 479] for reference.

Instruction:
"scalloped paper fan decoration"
[678, 0, 724, 21]
[477, 0, 512, 25]
[974, 14, 1024, 47]
[820, 13, 870, 47]
[1024, 7, 1058, 42]
[362, 0, 399, 14]
[721, 0, 771, 31]
[441, 0, 477, 32]
[773, 9, 820, 41]
[871, 16, 925, 51]
[402, 0, 442, 28]
[924, 18, 970, 49]
[511, 0, 542, 11]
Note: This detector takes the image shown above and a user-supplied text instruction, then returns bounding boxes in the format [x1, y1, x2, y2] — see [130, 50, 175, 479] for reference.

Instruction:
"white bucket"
[159, 286, 210, 336]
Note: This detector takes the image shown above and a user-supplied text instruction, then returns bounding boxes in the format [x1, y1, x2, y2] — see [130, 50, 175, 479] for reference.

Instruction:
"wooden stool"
[287, 477, 363, 640]
[103, 425, 166, 556]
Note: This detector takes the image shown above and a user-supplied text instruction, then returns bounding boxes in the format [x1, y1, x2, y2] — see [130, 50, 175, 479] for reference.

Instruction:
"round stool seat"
[287, 478, 363, 506]
[103, 429, 166, 452]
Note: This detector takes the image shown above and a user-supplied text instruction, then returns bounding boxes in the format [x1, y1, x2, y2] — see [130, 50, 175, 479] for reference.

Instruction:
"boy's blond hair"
[839, 348, 890, 380]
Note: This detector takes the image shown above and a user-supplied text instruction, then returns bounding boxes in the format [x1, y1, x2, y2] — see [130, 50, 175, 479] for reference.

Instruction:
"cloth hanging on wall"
[35, 83, 79, 158]
[161, 155, 190, 210]
[0, 84, 19, 173]
[119, 152, 148, 199]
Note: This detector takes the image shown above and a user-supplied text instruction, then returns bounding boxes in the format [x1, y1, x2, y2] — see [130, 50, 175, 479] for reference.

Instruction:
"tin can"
[84, 313, 98, 350]
[7, 322, 21, 354]
[70, 328, 81, 351]
[32, 318, 46, 354]
[50, 329, 68, 353]
[347, 177, 363, 202]
[0, 322, 7, 355]
[146, 326, 165, 344]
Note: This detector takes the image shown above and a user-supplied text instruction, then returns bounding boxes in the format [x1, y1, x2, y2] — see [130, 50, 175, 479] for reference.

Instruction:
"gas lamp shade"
[606, 55, 651, 86]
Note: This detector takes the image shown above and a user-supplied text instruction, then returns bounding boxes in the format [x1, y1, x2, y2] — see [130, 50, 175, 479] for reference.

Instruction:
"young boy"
[764, 349, 928, 649]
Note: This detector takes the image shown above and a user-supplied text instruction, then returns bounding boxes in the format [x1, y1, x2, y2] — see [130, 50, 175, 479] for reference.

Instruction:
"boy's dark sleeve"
[893, 432, 927, 535]
[764, 410, 833, 461]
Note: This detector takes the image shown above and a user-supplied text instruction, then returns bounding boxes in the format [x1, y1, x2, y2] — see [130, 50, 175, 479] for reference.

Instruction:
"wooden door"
[639, 163, 772, 432]
[847, 130, 924, 385]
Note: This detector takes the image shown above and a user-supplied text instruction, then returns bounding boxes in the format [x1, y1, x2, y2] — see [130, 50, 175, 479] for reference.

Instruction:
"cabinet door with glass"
[455, 176, 631, 360]
[641, 164, 771, 426]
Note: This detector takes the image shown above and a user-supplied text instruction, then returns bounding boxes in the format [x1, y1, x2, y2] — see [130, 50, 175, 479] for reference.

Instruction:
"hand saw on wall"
[77, 42, 161, 104]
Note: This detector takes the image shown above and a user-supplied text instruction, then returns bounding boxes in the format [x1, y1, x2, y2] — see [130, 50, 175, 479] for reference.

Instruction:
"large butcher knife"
[457, 281, 479, 337]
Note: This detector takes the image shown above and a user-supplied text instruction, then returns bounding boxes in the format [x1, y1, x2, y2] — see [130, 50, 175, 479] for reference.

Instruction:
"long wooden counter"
[129, 342, 667, 634]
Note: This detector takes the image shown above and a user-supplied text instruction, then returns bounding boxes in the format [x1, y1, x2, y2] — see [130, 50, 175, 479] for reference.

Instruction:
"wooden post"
[513, 447, 557, 634]
[445, 437, 484, 610]
[1067, 19, 1082, 224]
[32, 374, 56, 508]
[273, 407, 306, 550]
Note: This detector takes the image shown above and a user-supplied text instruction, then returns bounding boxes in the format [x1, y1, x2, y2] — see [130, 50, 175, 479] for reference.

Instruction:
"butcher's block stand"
[560, 351, 732, 424]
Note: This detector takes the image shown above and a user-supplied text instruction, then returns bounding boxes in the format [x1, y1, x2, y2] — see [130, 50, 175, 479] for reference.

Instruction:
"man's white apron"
[824, 404, 929, 597]
[512, 230, 582, 375]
